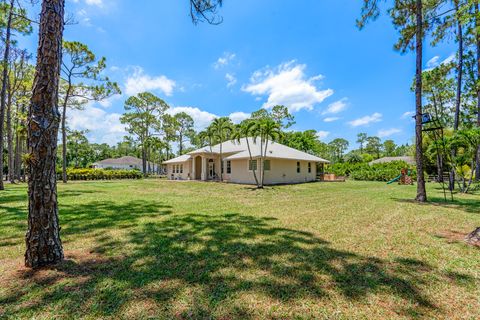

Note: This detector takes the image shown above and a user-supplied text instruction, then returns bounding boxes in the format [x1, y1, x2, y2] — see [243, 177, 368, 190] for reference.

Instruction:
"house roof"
[163, 138, 329, 164]
[369, 156, 416, 166]
[93, 156, 143, 166]
[163, 154, 192, 164]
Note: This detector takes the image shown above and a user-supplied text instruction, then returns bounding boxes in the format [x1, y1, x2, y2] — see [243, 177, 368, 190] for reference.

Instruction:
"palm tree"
[209, 117, 233, 180]
[450, 128, 480, 193]
[198, 125, 216, 154]
[232, 120, 260, 187]
[257, 118, 282, 188]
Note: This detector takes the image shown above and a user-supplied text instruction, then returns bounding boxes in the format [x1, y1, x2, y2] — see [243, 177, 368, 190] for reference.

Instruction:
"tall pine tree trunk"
[7, 91, 14, 183]
[179, 132, 183, 155]
[14, 131, 21, 180]
[450, 1, 463, 190]
[0, 0, 15, 190]
[476, 1, 480, 181]
[61, 76, 73, 183]
[142, 143, 147, 175]
[25, 0, 65, 268]
[61, 103, 68, 182]
[415, 0, 427, 202]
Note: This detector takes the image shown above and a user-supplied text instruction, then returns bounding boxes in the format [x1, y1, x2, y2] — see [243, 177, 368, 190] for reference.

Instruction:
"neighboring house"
[369, 156, 416, 166]
[163, 138, 329, 185]
[92, 156, 158, 171]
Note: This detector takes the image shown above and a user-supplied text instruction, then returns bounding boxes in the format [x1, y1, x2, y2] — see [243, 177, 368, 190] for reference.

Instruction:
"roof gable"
[179, 138, 329, 163]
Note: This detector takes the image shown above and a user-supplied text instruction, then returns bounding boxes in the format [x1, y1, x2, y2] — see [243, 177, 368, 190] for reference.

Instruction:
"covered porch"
[191, 154, 222, 181]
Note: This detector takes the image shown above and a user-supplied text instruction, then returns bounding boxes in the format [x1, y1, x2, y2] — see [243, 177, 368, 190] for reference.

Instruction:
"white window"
[263, 160, 271, 171]
[308, 162, 312, 173]
[180, 164, 183, 173]
[249, 159, 257, 171]
[297, 162, 301, 173]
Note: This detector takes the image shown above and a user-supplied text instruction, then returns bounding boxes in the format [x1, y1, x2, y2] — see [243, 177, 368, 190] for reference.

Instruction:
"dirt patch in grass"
[435, 230, 480, 248]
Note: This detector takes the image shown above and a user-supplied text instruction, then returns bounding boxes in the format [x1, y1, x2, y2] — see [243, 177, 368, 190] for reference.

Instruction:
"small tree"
[383, 140, 397, 157]
[356, 133, 368, 153]
[208, 117, 233, 180]
[59, 41, 120, 183]
[121, 92, 169, 175]
[0, 0, 32, 190]
[257, 118, 282, 188]
[231, 120, 260, 187]
[173, 112, 195, 155]
[366, 136, 382, 159]
[328, 138, 349, 162]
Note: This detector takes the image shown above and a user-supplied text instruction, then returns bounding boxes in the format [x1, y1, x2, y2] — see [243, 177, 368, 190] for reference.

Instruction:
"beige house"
[163, 138, 329, 185]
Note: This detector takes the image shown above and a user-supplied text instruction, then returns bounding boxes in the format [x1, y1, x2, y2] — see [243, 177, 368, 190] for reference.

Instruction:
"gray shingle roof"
[369, 156, 416, 166]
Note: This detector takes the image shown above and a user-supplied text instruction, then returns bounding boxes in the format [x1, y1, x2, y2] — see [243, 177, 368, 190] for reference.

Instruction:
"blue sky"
[20, 0, 456, 147]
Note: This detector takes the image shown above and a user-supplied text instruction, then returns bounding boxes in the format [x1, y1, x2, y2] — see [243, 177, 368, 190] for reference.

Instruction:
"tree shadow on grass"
[0, 189, 173, 246]
[1, 208, 476, 319]
[0, 188, 111, 238]
[392, 196, 480, 215]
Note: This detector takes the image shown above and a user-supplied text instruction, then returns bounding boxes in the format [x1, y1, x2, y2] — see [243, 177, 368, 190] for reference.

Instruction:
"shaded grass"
[0, 180, 479, 319]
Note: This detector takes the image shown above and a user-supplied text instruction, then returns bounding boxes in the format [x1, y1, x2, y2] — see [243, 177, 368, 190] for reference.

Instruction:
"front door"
[208, 160, 215, 180]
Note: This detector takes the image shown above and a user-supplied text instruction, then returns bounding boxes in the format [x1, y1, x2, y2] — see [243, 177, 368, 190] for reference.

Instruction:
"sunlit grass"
[0, 180, 479, 319]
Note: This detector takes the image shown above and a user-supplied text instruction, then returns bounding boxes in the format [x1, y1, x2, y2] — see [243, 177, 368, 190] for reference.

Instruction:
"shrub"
[57, 168, 143, 181]
[326, 161, 416, 182]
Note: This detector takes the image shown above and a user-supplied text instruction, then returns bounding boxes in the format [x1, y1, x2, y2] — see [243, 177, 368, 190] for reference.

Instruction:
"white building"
[92, 156, 158, 172]
[163, 138, 329, 185]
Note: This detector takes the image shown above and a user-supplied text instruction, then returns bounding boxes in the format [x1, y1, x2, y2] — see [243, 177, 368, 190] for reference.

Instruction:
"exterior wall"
[167, 160, 192, 180]
[226, 158, 317, 185]
[263, 159, 317, 185]
[166, 158, 318, 185]
[226, 159, 257, 184]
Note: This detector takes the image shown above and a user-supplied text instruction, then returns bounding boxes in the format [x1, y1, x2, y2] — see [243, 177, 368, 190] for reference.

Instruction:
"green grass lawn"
[0, 180, 479, 319]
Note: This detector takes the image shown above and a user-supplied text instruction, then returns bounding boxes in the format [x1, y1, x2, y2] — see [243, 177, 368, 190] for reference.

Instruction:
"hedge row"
[327, 161, 416, 182]
[58, 168, 143, 180]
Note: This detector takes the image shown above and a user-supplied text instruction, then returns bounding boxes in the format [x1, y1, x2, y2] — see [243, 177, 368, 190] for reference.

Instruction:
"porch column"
[201, 156, 207, 181]
[192, 156, 196, 180]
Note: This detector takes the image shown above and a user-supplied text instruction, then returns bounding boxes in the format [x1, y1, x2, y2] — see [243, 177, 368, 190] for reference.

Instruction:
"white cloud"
[125, 67, 176, 96]
[167, 106, 217, 131]
[322, 98, 348, 115]
[242, 61, 334, 112]
[316, 131, 330, 140]
[442, 53, 455, 65]
[85, 0, 103, 7]
[167, 106, 252, 130]
[426, 56, 440, 68]
[378, 128, 402, 138]
[68, 104, 127, 145]
[425, 53, 455, 70]
[97, 93, 122, 108]
[401, 111, 415, 119]
[323, 117, 340, 123]
[229, 111, 250, 124]
[214, 52, 236, 69]
[225, 73, 237, 88]
[69, 103, 252, 145]
[348, 113, 382, 127]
